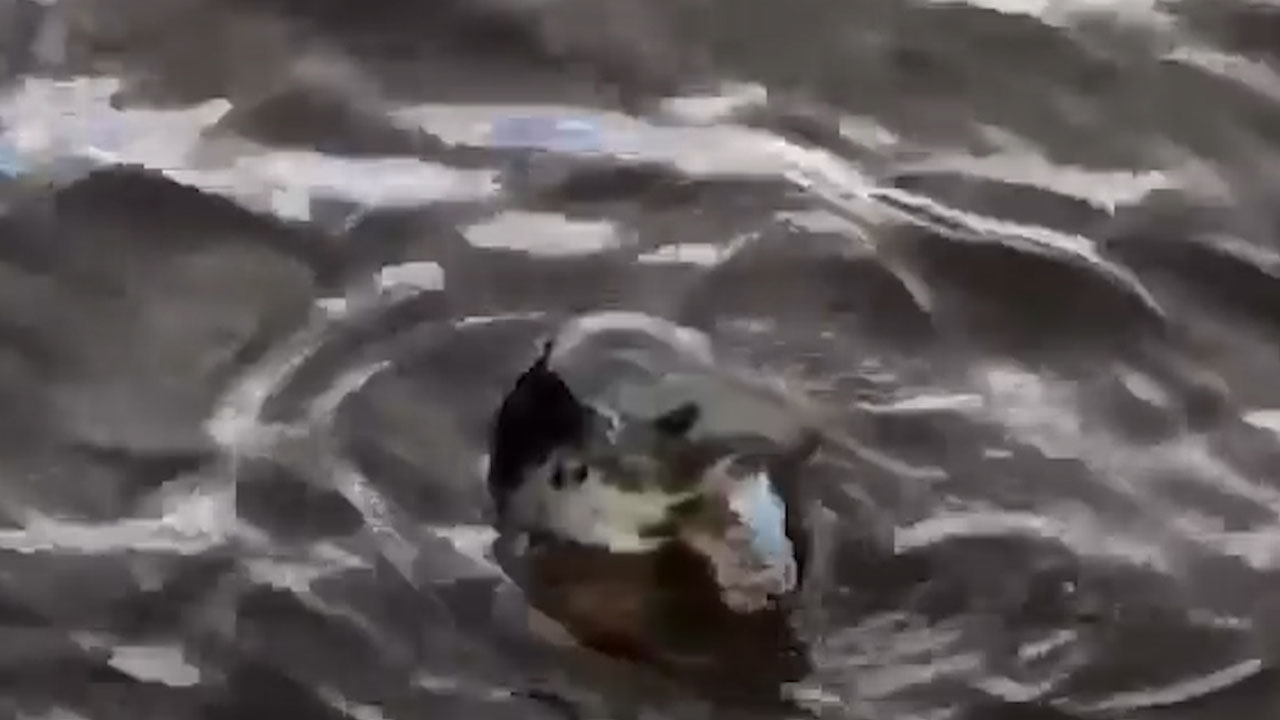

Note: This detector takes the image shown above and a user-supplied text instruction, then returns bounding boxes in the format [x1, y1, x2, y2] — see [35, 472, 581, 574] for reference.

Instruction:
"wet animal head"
[486, 330, 817, 694]
[487, 342, 818, 570]
[486, 342, 589, 522]
[487, 343, 748, 552]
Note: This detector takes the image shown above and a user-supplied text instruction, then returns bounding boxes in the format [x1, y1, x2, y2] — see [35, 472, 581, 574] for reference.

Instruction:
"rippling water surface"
[4, 0, 1280, 718]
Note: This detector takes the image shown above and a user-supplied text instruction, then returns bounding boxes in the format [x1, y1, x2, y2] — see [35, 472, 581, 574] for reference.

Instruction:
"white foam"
[231, 151, 499, 208]
[205, 317, 331, 454]
[0, 486, 236, 555]
[894, 151, 1181, 211]
[857, 392, 985, 415]
[375, 261, 446, 293]
[0, 76, 500, 215]
[925, 0, 1168, 26]
[1244, 409, 1280, 435]
[895, 509, 1172, 572]
[636, 243, 727, 266]
[427, 523, 501, 574]
[107, 644, 201, 687]
[463, 212, 623, 256]
[1074, 657, 1265, 712]
[391, 101, 863, 180]
[656, 82, 769, 125]
[319, 689, 396, 720]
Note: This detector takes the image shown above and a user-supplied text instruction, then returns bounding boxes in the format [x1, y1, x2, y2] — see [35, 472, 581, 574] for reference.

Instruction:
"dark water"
[4, 0, 1280, 717]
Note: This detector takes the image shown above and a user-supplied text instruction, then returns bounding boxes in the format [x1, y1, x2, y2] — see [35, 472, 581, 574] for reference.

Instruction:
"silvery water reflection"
[1, 1, 1280, 718]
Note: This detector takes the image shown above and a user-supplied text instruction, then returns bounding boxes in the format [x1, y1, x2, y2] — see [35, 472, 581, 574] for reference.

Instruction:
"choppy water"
[4, 0, 1280, 718]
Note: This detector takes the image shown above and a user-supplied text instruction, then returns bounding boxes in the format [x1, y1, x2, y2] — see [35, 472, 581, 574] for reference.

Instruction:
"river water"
[2, 1, 1280, 718]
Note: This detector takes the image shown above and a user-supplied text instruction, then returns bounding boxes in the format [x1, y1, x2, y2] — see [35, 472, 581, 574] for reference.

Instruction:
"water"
[2, 0, 1280, 717]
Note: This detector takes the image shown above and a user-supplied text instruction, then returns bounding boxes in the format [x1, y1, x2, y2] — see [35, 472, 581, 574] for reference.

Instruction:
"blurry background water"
[3, 0, 1280, 718]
